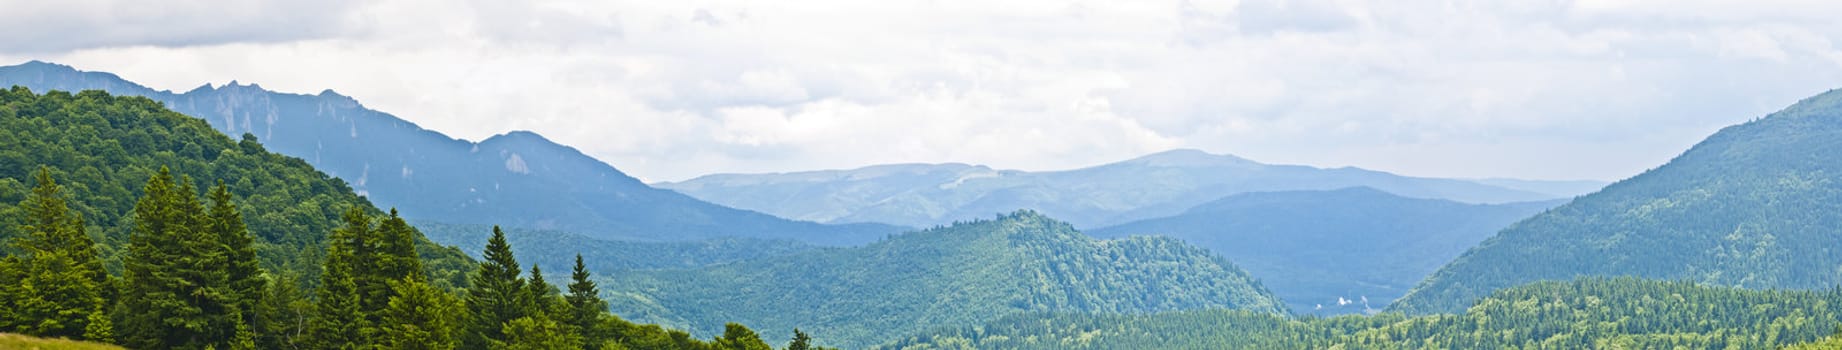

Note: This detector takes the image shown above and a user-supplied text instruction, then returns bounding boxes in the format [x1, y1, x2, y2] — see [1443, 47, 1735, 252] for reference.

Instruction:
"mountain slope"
[878, 278, 1842, 349]
[601, 211, 1287, 348]
[1089, 187, 1559, 315]
[414, 221, 817, 273]
[659, 149, 1564, 228]
[0, 87, 474, 286]
[0, 61, 902, 245]
[1392, 88, 1842, 314]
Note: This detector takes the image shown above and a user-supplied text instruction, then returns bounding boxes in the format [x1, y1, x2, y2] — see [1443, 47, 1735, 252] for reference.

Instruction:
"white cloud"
[6, 0, 1842, 182]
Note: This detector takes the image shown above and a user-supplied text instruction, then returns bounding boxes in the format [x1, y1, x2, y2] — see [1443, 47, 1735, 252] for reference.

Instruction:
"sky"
[4, 0, 1842, 182]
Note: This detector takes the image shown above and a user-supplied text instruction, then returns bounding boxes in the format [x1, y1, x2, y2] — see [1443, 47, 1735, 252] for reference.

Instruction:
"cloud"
[7, 0, 1842, 182]
[0, 0, 365, 53]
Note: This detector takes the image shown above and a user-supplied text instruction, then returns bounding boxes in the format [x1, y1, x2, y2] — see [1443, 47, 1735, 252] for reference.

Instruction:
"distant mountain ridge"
[1392, 87, 1842, 314]
[0, 60, 902, 245]
[1089, 187, 1561, 315]
[661, 148, 1601, 228]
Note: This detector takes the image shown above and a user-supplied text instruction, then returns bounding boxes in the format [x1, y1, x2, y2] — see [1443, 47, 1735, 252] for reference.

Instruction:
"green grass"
[0, 334, 123, 350]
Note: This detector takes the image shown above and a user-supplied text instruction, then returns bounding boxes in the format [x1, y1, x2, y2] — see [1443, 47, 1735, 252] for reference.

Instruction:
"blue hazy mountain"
[1392, 88, 1842, 314]
[0, 61, 902, 245]
[660, 149, 1577, 228]
[1088, 187, 1561, 315]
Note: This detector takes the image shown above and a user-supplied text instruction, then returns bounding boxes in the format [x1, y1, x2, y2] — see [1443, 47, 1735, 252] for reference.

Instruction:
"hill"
[0, 87, 473, 285]
[878, 278, 1842, 349]
[0, 61, 903, 245]
[1089, 187, 1560, 315]
[1392, 88, 1842, 314]
[414, 221, 817, 273]
[601, 211, 1287, 348]
[659, 149, 1573, 228]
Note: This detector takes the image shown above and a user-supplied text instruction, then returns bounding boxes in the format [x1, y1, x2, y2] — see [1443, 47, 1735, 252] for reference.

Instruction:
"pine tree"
[565, 254, 611, 349]
[526, 264, 560, 314]
[208, 181, 266, 345]
[309, 206, 369, 349]
[9, 167, 109, 339]
[379, 276, 464, 350]
[119, 168, 239, 349]
[464, 226, 528, 350]
[358, 208, 426, 343]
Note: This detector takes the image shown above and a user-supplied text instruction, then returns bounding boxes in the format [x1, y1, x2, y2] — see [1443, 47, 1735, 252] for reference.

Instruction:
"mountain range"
[1088, 187, 1561, 315]
[0, 61, 902, 245]
[1392, 87, 1842, 313]
[659, 149, 1603, 228]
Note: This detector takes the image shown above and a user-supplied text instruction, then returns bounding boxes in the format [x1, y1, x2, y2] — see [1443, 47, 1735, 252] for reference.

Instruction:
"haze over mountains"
[660, 149, 1604, 228]
[1089, 187, 1561, 315]
[1393, 88, 1842, 314]
[0, 61, 902, 245]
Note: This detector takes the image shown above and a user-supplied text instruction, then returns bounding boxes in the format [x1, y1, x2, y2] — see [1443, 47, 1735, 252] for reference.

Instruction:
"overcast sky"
[4, 0, 1842, 182]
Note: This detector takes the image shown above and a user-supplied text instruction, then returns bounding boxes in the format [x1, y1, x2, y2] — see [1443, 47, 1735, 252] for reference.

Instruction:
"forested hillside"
[0, 61, 903, 245]
[0, 87, 819, 350]
[880, 278, 1842, 349]
[0, 86, 472, 286]
[417, 221, 817, 272]
[603, 211, 1287, 348]
[1090, 187, 1560, 315]
[1393, 88, 1842, 314]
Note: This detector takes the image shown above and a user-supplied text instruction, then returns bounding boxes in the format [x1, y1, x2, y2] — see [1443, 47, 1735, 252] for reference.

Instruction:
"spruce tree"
[787, 329, 812, 350]
[526, 264, 560, 314]
[380, 276, 464, 350]
[565, 254, 610, 349]
[464, 226, 528, 350]
[119, 168, 239, 349]
[310, 206, 369, 349]
[208, 181, 266, 344]
[9, 167, 109, 339]
[358, 208, 426, 342]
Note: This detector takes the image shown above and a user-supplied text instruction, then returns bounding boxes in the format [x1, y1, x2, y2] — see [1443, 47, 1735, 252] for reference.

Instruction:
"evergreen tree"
[379, 277, 464, 350]
[786, 329, 812, 350]
[0, 257, 17, 332]
[716, 323, 773, 350]
[359, 208, 426, 342]
[527, 264, 560, 313]
[208, 180, 267, 344]
[9, 167, 109, 339]
[309, 207, 369, 349]
[566, 254, 611, 349]
[495, 316, 583, 350]
[257, 272, 313, 349]
[118, 168, 240, 349]
[464, 226, 528, 350]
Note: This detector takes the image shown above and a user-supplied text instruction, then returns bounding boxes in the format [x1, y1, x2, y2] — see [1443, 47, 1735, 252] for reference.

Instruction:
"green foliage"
[880, 278, 1842, 349]
[605, 210, 1286, 348]
[715, 323, 772, 350]
[1394, 88, 1842, 314]
[0, 332, 125, 350]
[379, 277, 465, 350]
[494, 316, 583, 350]
[465, 226, 529, 350]
[4, 167, 109, 340]
[116, 168, 243, 350]
[416, 221, 818, 273]
[309, 207, 368, 349]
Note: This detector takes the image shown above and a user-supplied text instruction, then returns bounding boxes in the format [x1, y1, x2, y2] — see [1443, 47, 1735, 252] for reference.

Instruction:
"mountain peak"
[1123, 148, 1259, 167]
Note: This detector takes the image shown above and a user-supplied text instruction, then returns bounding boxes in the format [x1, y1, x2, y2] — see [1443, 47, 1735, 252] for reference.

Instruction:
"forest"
[0, 88, 831, 349]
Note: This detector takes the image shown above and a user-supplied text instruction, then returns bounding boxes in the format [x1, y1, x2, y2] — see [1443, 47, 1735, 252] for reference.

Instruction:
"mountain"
[0, 61, 903, 245]
[1391, 88, 1842, 314]
[413, 221, 817, 272]
[877, 278, 1842, 349]
[1469, 178, 1608, 198]
[0, 87, 474, 286]
[600, 211, 1287, 348]
[1088, 187, 1560, 315]
[659, 149, 1564, 228]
